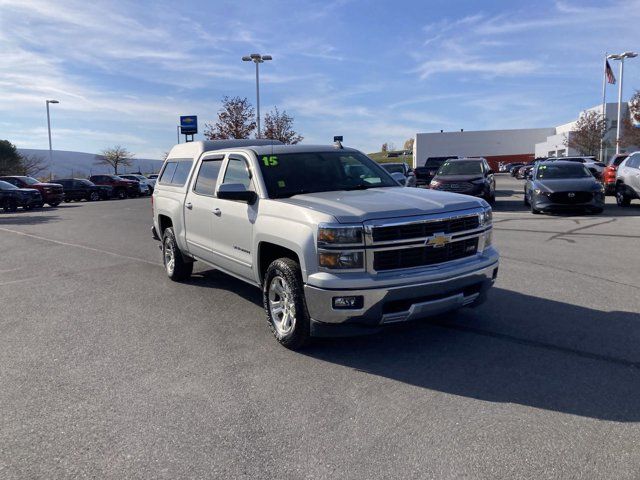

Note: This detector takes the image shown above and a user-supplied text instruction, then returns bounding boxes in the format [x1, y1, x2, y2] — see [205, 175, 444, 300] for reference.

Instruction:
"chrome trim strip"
[364, 209, 484, 246]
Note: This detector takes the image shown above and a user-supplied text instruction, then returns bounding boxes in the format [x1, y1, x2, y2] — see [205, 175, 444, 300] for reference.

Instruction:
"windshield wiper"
[342, 183, 376, 191]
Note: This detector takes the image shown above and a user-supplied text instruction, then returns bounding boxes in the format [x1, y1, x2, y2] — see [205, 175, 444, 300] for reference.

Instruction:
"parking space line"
[0, 226, 159, 266]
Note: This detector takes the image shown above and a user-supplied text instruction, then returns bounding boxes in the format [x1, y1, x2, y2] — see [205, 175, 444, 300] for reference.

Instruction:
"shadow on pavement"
[0, 214, 62, 225]
[301, 287, 640, 422]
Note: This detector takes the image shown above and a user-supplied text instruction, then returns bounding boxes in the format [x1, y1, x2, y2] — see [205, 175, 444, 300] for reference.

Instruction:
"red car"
[89, 174, 139, 199]
[0, 176, 64, 207]
[602, 154, 628, 195]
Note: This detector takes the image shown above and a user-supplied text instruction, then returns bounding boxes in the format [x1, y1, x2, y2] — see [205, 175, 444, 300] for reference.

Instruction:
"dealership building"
[413, 102, 630, 171]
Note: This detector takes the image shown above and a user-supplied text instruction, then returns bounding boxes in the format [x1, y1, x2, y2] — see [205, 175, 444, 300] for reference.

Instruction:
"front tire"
[616, 185, 631, 207]
[263, 258, 310, 350]
[162, 227, 193, 281]
[89, 191, 100, 201]
[116, 189, 127, 200]
[48, 201, 60, 207]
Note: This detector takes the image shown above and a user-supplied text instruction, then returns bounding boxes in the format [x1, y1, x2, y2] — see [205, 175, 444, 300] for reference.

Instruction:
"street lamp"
[46, 99, 59, 179]
[242, 53, 272, 138]
[608, 52, 638, 154]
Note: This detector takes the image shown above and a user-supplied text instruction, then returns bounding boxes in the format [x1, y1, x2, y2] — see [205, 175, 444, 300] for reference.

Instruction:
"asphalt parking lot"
[1, 175, 639, 479]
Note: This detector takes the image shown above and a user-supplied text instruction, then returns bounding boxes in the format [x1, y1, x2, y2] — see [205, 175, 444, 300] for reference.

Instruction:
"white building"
[534, 103, 626, 159]
[413, 128, 555, 171]
[413, 102, 631, 171]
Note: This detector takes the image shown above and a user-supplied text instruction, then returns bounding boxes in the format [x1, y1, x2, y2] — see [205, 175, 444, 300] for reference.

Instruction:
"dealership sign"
[180, 115, 198, 135]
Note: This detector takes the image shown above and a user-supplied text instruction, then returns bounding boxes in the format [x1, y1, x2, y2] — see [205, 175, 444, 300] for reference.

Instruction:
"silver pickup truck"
[152, 140, 498, 349]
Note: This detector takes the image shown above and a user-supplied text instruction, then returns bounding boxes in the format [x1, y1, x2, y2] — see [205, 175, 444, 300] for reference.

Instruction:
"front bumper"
[532, 192, 605, 211]
[42, 191, 64, 203]
[304, 253, 498, 335]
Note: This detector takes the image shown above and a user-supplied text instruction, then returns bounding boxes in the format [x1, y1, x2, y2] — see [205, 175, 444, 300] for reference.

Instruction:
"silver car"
[615, 151, 640, 206]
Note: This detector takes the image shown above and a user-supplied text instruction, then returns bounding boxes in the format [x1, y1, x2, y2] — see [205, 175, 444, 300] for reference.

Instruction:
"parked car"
[509, 163, 526, 176]
[147, 174, 159, 180]
[515, 164, 533, 180]
[614, 152, 640, 206]
[89, 175, 138, 199]
[152, 140, 497, 349]
[55, 178, 112, 201]
[0, 176, 64, 207]
[380, 162, 416, 187]
[119, 174, 153, 194]
[429, 157, 495, 203]
[0, 180, 42, 211]
[602, 154, 628, 195]
[414, 156, 458, 187]
[524, 161, 604, 214]
[546, 156, 605, 178]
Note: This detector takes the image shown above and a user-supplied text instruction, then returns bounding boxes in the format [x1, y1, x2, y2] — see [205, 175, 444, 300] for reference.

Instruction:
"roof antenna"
[333, 135, 343, 149]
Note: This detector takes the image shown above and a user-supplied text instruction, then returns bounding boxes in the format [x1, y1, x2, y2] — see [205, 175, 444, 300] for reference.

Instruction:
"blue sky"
[1, 0, 639, 158]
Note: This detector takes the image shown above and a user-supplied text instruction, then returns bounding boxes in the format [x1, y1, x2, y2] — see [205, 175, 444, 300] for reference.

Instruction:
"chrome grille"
[371, 215, 479, 243]
[373, 238, 479, 271]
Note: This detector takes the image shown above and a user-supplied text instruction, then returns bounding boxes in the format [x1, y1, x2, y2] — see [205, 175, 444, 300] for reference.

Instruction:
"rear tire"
[162, 227, 193, 281]
[263, 258, 311, 350]
[116, 189, 127, 200]
[4, 199, 18, 212]
[48, 202, 60, 207]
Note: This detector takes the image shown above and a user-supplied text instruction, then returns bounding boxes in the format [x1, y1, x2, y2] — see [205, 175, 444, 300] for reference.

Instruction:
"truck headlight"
[479, 207, 492, 226]
[318, 250, 364, 270]
[318, 225, 363, 246]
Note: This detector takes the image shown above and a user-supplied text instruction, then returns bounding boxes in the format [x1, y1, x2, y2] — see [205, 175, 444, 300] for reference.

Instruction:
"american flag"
[605, 60, 616, 84]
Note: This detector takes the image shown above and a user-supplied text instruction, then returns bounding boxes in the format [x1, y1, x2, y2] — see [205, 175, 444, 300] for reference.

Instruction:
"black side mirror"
[487, 169, 494, 175]
[217, 183, 257, 203]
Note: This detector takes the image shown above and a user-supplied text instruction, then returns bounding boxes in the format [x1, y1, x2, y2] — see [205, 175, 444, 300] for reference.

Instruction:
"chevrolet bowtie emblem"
[568, 192, 575, 198]
[425, 233, 451, 248]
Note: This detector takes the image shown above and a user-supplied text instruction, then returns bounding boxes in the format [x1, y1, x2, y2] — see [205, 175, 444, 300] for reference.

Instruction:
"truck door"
[183, 154, 224, 264]
[209, 154, 257, 282]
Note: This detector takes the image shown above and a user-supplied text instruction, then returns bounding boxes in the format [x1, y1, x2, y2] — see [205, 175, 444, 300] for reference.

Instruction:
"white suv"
[615, 152, 640, 206]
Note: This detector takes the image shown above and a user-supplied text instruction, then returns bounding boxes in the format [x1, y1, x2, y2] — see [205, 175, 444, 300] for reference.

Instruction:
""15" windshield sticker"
[262, 156, 278, 166]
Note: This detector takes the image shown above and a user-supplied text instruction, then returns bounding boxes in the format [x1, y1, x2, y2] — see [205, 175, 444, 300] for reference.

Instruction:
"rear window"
[158, 159, 193, 186]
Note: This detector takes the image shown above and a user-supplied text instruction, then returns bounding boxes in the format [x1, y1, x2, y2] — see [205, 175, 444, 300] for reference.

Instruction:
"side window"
[158, 161, 178, 184]
[193, 157, 223, 196]
[629, 154, 640, 169]
[222, 157, 252, 189]
[171, 161, 193, 186]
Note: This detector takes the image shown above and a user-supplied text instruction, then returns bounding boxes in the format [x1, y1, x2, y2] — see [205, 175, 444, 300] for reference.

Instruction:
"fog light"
[332, 296, 364, 309]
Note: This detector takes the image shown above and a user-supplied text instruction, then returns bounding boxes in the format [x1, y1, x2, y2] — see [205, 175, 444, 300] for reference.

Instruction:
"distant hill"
[367, 150, 412, 165]
[18, 149, 163, 178]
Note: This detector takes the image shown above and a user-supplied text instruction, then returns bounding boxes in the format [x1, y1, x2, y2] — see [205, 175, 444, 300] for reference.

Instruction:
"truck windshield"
[257, 151, 398, 198]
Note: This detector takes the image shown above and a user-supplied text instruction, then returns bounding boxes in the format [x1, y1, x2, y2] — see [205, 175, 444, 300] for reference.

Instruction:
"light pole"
[242, 53, 272, 138]
[176, 125, 180, 144]
[46, 99, 59, 178]
[608, 51, 638, 154]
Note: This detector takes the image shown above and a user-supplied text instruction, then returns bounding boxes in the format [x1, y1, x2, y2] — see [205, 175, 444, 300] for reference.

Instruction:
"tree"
[381, 143, 388, 153]
[621, 90, 640, 148]
[403, 138, 414, 151]
[262, 107, 303, 144]
[388, 142, 396, 152]
[0, 140, 23, 176]
[204, 96, 256, 139]
[18, 153, 49, 177]
[564, 110, 608, 158]
[95, 146, 134, 174]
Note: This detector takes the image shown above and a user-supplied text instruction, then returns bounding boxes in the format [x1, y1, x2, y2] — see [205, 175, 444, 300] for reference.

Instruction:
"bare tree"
[204, 96, 256, 139]
[621, 90, 640, 149]
[387, 142, 396, 152]
[18, 153, 49, 177]
[381, 143, 388, 153]
[262, 107, 303, 144]
[95, 146, 134, 174]
[564, 110, 608, 158]
[403, 138, 414, 151]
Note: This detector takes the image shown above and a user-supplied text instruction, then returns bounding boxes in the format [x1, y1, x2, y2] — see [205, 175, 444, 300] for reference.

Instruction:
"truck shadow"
[0, 214, 62, 225]
[302, 287, 640, 422]
[184, 271, 640, 422]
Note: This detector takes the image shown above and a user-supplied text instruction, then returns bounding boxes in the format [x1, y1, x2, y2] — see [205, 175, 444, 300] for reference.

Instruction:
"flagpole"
[600, 52, 607, 163]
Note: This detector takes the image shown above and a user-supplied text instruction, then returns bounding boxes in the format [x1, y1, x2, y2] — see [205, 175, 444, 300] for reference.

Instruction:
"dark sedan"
[0, 180, 42, 211]
[56, 178, 112, 201]
[524, 161, 604, 214]
[429, 157, 495, 203]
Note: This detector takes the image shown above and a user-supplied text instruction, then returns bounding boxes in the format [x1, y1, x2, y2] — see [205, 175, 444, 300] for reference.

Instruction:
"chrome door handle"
[213, 208, 221, 216]
[185, 202, 193, 210]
